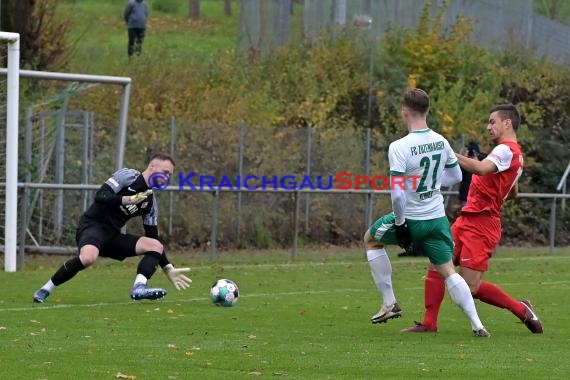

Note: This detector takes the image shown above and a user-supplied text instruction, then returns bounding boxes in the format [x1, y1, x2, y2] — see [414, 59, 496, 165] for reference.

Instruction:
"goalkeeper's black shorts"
[76, 217, 139, 261]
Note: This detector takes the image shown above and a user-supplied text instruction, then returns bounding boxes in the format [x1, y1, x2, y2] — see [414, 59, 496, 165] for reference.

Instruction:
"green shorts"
[369, 212, 453, 265]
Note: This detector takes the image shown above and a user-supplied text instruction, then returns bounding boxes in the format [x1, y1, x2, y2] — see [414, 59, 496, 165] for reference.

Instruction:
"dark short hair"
[402, 88, 430, 115]
[489, 103, 520, 131]
[149, 153, 176, 167]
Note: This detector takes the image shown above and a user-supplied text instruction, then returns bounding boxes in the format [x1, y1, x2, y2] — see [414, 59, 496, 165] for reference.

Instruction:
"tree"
[5, 0, 33, 42]
[189, 0, 200, 20]
[224, 0, 232, 16]
[535, 0, 570, 24]
[2, 0, 70, 70]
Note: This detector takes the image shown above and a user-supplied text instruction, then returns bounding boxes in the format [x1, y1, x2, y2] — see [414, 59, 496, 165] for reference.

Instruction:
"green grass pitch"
[1, 248, 568, 379]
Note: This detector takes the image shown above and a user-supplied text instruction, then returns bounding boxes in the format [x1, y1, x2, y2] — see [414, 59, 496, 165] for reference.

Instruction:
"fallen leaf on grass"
[167, 344, 177, 349]
[247, 371, 262, 376]
[273, 371, 288, 376]
[115, 372, 136, 379]
[185, 352, 194, 357]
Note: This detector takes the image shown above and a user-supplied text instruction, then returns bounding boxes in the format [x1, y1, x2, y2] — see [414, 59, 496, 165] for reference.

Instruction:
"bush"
[151, 0, 179, 14]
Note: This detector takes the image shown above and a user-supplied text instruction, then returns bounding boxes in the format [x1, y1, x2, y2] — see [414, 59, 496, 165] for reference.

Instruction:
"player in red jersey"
[402, 103, 544, 334]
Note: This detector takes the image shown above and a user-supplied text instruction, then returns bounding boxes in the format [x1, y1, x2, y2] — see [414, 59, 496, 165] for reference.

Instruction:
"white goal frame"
[0, 33, 132, 272]
[1, 32, 20, 272]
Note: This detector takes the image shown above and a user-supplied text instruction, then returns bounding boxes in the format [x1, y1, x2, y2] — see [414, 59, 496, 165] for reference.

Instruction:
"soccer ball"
[210, 279, 239, 307]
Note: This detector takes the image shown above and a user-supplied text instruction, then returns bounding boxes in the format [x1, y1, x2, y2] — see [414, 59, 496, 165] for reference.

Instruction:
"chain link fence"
[238, 0, 570, 64]
[13, 118, 570, 264]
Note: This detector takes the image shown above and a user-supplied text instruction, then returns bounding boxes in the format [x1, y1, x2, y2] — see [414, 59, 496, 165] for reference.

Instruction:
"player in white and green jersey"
[388, 129, 458, 222]
[363, 88, 490, 337]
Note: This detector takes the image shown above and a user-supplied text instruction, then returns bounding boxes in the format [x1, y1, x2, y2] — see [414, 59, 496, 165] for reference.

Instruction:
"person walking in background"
[402, 104, 543, 334]
[363, 88, 490, 337]
[124, 0, 148, 56]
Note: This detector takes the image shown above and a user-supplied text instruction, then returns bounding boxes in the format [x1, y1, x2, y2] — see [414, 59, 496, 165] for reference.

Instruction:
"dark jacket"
[124, 0, 148, 29]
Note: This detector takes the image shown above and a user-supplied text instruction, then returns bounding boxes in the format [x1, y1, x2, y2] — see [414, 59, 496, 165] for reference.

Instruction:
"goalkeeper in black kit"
[32, 153, 191, 303]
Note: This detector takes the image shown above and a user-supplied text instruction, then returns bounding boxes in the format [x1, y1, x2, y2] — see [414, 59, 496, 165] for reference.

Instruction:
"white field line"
[190, 253, 570, 270]
[1, 288, 368, 312]
[3, 282, 569, 313]
[2, 254, 568, 313]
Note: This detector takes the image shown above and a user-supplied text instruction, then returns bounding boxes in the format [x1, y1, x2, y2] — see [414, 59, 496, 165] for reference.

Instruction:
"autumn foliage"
[20, 1, 570, 248]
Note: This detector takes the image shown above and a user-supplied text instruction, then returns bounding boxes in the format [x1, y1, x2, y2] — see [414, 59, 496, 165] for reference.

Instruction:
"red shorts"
[451, 213, 501, 272]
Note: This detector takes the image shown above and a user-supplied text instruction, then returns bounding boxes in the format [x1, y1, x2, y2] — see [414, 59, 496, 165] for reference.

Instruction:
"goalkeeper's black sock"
[51, 256, 86, 286]
[136, 251, 162, 280]
[158, 251, 170, 268]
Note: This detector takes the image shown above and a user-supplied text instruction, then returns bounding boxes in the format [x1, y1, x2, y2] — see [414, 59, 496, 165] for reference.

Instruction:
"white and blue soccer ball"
[210, 279, 239, 307]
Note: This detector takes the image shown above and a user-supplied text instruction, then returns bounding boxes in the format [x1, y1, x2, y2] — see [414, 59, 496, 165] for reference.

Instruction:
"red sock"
[422, 269, 445, 330]
[474, 281, 526, 319]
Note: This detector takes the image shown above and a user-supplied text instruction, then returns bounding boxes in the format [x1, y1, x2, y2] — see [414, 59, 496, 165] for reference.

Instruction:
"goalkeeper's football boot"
[520, 299, 544, 333]
[400, 321, 437, 333]
[473, 328, 491, 338]
[371, 302, 402, 324]
[130, 284, 167, 301]
[32, 289, 50, 303]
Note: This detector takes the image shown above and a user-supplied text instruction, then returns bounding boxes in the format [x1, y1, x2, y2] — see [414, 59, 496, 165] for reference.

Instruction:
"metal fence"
[9, 117, 570, 269]
[238, 0, 570, 64]
[12, 183, 570, 263]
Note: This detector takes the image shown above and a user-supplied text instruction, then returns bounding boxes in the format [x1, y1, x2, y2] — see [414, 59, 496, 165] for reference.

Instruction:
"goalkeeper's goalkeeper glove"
[395, 222, 412, 250]
[163, 264, 192, 290]
[123, 189, 153, 205]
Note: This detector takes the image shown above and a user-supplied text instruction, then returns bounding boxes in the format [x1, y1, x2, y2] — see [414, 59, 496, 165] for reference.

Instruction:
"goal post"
[0, 40, 131, 271]
[1, 32, 20, 273]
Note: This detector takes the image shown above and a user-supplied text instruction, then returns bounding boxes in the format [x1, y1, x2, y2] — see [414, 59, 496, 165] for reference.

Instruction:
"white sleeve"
[388, 140, 407, 225]
[388, 141, 407, 174]
[444, 140, 458, 168]
[390, 186, 407, 226]
[485, 144, 513, 173]
[441, 164, 462, 187]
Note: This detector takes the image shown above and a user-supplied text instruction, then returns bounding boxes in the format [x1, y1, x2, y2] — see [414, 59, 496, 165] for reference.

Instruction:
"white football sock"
[445, 273, 484, 331]
[367, 249, 396, 307]
[134, 274, 148, 286]
[41, 279, 55, 293]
